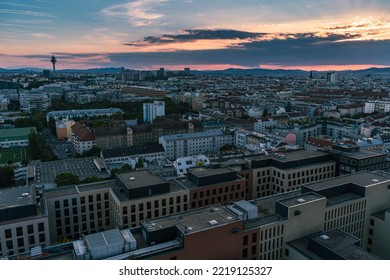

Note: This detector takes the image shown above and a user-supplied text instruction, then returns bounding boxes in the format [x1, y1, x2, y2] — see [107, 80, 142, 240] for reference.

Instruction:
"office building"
[330, 143, 390, 175]
[174, 166, 246, 209]
[0, 186, 49, 257]
[246, 150, 336, 198]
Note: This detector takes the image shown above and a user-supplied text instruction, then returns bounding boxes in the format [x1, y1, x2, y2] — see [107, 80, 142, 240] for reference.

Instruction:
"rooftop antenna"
[50, 54, 57, 73]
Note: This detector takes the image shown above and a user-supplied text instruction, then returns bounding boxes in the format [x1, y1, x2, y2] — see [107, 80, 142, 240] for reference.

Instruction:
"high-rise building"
[143, 100, 165, 123]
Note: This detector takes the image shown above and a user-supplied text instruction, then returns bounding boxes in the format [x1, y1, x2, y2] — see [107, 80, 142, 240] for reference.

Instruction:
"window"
[16, 227, 23, 237]
[242, 248, 248, 258]
[27, 225, 34, 235]
[55, 201, 60, 209]
[88, 195, 93, 203]
[96, 194, 101, 201]
[72, 198, 77, 206]
[252, 245, 257, 255]
[38, 223, 44, 232]
[285, 248, 289, 257]
[28, 235, 35, 245]
[39, 233, 45, 243]
[252, 233, 257, 243]
[243, 236, 248, 246]
[6, 240, 13, 250]
[63, 199, 69, 207]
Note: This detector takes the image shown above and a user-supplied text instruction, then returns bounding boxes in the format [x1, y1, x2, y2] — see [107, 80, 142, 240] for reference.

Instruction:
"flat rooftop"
[44, 181, 116, 199]
[371, 208, 390, 221]
[277, 193, 325, 208]
[331, 148, 386, 159]
[246, 150, 328, 163]
[310, 230, 380, 260]
[160, 130, 225, 141]
[111, 180, 186, 203]
[243, 190, 302, 229]
[0, 186, 34, 209]
[304, 171, 390, 192]
[116, 170, 168, 190]
[174, 175, 244, 190]
[188, 166, 235, 178]
[29, 157, 109, 187]
[143, 205, 240, 235]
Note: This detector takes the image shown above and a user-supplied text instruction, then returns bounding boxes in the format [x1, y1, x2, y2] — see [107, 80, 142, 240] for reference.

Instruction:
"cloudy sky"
[0, 0, 389, 70]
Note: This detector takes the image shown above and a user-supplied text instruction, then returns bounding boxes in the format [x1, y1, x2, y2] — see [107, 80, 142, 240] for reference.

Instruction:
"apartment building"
[246, 150, 336, 198]
[159, 130, 234, 160]
[71, 122, 96, 154]
[94, 126, 131, 150]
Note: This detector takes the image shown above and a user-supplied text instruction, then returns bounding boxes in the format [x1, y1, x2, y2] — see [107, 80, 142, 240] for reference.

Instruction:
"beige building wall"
[0, 216, 50, 257]
[110, 189, 189, 229]
[252, 162, 336, 198]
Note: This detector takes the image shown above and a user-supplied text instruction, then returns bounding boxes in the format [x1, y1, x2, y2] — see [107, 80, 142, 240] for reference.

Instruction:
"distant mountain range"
[1, 67, 390, 76]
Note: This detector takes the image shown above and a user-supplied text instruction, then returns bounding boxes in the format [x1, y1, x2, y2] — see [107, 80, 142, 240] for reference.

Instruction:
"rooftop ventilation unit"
[320, 234, 330, 240]
[296, 198, 306, 203]
[129, 177, 135, 181]
[208, 220, 218, 225]
[371, 179, 379, 183]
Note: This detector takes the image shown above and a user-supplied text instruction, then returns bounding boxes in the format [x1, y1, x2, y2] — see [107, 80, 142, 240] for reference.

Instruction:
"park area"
[0, 147, 27, 164]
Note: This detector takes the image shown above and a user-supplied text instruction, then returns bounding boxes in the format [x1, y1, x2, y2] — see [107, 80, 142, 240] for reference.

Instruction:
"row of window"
[4, 223, 45, 239]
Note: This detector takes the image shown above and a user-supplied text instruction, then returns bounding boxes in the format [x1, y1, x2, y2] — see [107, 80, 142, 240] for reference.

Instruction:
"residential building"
[100, 144, 165, 168]
[55, 119, 75, 140]
[143, 101, 165, 123]
[94, 126, 132, 150]
[19, 92, 51, 112]
[173, 155, 210, 176]
[46, 108, 124, 122]
[159, 130, 234, 160]
[71, 122, 96, 154]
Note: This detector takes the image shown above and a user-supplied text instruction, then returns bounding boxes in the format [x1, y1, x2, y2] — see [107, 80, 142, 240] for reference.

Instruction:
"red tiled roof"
[71, 122, 95, 141]
[305, 138, 332, 148]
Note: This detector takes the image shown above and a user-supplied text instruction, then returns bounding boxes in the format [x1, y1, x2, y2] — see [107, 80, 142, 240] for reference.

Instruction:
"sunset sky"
[0, 0, 389, 70]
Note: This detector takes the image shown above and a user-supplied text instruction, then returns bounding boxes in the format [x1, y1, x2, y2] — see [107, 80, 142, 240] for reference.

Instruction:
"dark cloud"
[110, 36, 390, 68]
[125, 29, 266, 46]
[4, 32, 390, 69]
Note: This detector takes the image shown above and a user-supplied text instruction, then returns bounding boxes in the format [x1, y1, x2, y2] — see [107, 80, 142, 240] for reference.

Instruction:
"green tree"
[136, 158, 144, 168]
[48, 117, 57, 137]
[27, 130, 44, 160]
[55, 173, 79, 186]
[83, 175, 103, 184]
[0, 166, 14, 188]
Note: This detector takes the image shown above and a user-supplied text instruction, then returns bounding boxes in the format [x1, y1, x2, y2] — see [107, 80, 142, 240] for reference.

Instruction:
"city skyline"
[0, 0, 389, 70]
